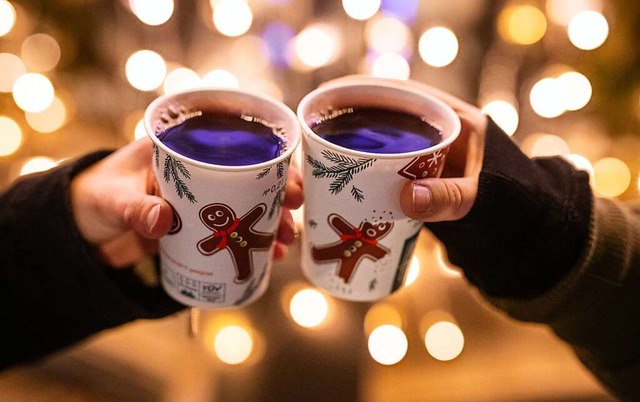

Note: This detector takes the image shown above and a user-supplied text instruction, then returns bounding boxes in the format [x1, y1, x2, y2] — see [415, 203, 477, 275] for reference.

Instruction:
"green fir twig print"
[256, 167, 271, 179]
[163, 155, 196, 203]
[306, 150, 376, 201]
[153, 144, 160, 169]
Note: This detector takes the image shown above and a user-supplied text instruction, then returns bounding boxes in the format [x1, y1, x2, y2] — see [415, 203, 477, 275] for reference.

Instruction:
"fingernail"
[147, 204, 161, 232]
[412, 184, 432, 213]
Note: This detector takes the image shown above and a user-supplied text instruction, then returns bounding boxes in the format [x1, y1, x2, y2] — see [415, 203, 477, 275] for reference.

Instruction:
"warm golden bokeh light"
[0, 0, 16, 37]
[289, 288, 329, 328]
[0, 52, 26, 92]
[364, 302, 404, 336]
[213, 325, 254, 365]
[557, 71, 592, 111]
[0, 116, 22, 156]
[163, 67, 201, 94]
[546, 0, 603, 26]
[213, 0, 253, 37]
[370, 53, 410, 80]
[530, 77, 567, 118]
[12, 72, 55, 113]
[424, 321, 465, 361]
[568, 10, 608, 50]
[367, 325, 408, 365]
[481, 99, 519, 136]
[365, 16, 411, 55]
[418, 27, 458, 68]
[25, 96, 67, 133]
[529, 134, 571, 157]
[19, 156, 57, 176]
[593, 157, 631, 198]
[125, 50, 167, 91]
[130, 0, 174, 26]
[202, 69, 239, 88]
[342, 0, 380, 21]
[21, 33, 61, 72]
[497, 5, 547, 45]
[292, 24, 340, 69]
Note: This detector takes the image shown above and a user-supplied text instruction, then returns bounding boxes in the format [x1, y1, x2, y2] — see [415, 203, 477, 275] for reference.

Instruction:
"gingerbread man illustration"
[312, 214, 393, 283]
[197, 203, 274, 283]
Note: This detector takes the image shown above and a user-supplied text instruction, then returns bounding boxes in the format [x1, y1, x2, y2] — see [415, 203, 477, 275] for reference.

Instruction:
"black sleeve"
[0, 151, 184, 369]
[425, 118, 593, 298]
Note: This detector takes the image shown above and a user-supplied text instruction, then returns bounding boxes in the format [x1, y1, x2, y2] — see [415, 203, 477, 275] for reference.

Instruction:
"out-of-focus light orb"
[530, 77, 567, 118]
[0, 53, 26, 92]
[498, 5, 547, 45]
[425, 321, 464, 361]
[213, 325, 253, 365]
[163, 67, 201, 94]
[343, 0, 380, 21]
[202, 69, 239, 88]
[289, 288, 329, 328]
[366, 16, 411, 55]
[568, 10, 608, 50]
[371, 53, 410, 80]
[564, 154, 594, 178]
[12, 73, 55, 113]
[213, 0, 253, 37]
[557, 71, 592, 111]
[529, 134, 570, 157]
[593, 157, 631, 198]
[0, 116, 22, 156]
[368, 325, 408, 365]
[125, 50, 167, 91]
[21, 33, 61, 73]
[25, 96, 66, 133]
[404, 256, 420, 286]
[130, 0, 174, 26]
[0, 0, 16, 37]
[481, 100, 519, 136]
[134, 119, 147, 140]
[293, 24, 340, 69]
[364, 303, 403, 335]
[418, 27, 458, 68]
[546, 0, 603, 26]
[20, 156, 57, 175]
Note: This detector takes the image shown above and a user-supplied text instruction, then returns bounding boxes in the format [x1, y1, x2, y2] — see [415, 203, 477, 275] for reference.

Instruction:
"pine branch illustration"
[256, 167, 271, 179]
[351, 185, 365, 202]
[163, 155, 172, 182]
[164, 155, 196, 203]
[268, 190, 282, 219]
[329, 171, 353, 195]
[176, 159, 191, 179]
[321, 150, 359, 166]
[154, 145, 159, 169]
[277, 161, 284, 179]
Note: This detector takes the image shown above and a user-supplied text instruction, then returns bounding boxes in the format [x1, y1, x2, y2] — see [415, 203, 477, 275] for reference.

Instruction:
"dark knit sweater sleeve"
[426, 118, 593, 298]
[0, 152, 183, 369]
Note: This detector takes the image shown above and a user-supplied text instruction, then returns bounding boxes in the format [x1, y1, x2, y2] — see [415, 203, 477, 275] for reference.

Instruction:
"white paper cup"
[297, 78, 461, 301]
[145, 88, 300, 308]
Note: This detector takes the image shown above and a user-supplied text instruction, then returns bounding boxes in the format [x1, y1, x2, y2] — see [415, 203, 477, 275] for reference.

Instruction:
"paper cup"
[145, 88, 300, 308]
[297, 78, 461, 301]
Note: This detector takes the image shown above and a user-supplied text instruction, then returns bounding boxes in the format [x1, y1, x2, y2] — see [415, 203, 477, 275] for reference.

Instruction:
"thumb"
[121, 195, 175, 239]
[400, 177, 477, 222]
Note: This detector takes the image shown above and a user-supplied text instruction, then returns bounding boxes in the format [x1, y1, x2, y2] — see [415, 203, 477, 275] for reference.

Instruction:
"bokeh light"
[370, 53, 410, 80]
[418, 27, 458, 68]
[19, 156, 57, 175]
[424, 321, 464, 361]
[529, 77, 567, 118]
[292, 24, 340, 69]
[546, 0, 603, 26]
[202, 69, 239, 88]
[12, 73, 55, 113]
[364, 303, 404, 336]
[21, 33, 61, 72]
[497, 4, 547, 45]
[125, 50, 167, 91]
[289, 288, 329, 328]
[129, 0, 174, 26]
[25, 96, 67, 133]
[213, 0, 253, 37]
[0, 52, 26, 92]
[368, 325, 408, 365]
[213, 325, 254, 365]
[0, 116, 22, 156]
[0, 0, 16, 37]
[557, 71, 592, 111]
[342, 0, 380, 21]
[481, 99, 519, 136]
[564, 154, 595, 180]
[593, 157, 631, 198]
[568, 10, 608, 50]
[163, 67, 201, 94]
[365, 16, 411, 55]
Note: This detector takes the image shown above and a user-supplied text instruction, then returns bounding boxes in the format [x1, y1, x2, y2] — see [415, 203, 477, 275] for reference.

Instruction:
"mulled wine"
[157, 111, 286, 166]
[312, 107, 442, 154]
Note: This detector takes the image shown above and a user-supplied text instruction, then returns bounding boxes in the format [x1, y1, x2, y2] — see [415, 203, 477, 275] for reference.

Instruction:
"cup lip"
[144, 87, 301, 172]
[296, 78, 462, 159]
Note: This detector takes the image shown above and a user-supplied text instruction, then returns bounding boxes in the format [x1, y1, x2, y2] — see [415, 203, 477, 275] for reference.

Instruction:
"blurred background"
[0, 0, 637, 400]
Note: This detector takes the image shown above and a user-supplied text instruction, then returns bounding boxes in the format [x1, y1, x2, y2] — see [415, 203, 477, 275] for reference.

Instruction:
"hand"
[71, 137, 303, 267]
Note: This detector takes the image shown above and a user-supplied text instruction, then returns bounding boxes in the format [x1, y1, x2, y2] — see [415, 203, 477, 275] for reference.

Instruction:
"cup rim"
[296, 79, 461, 159]
[144, 87, 301, 172]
